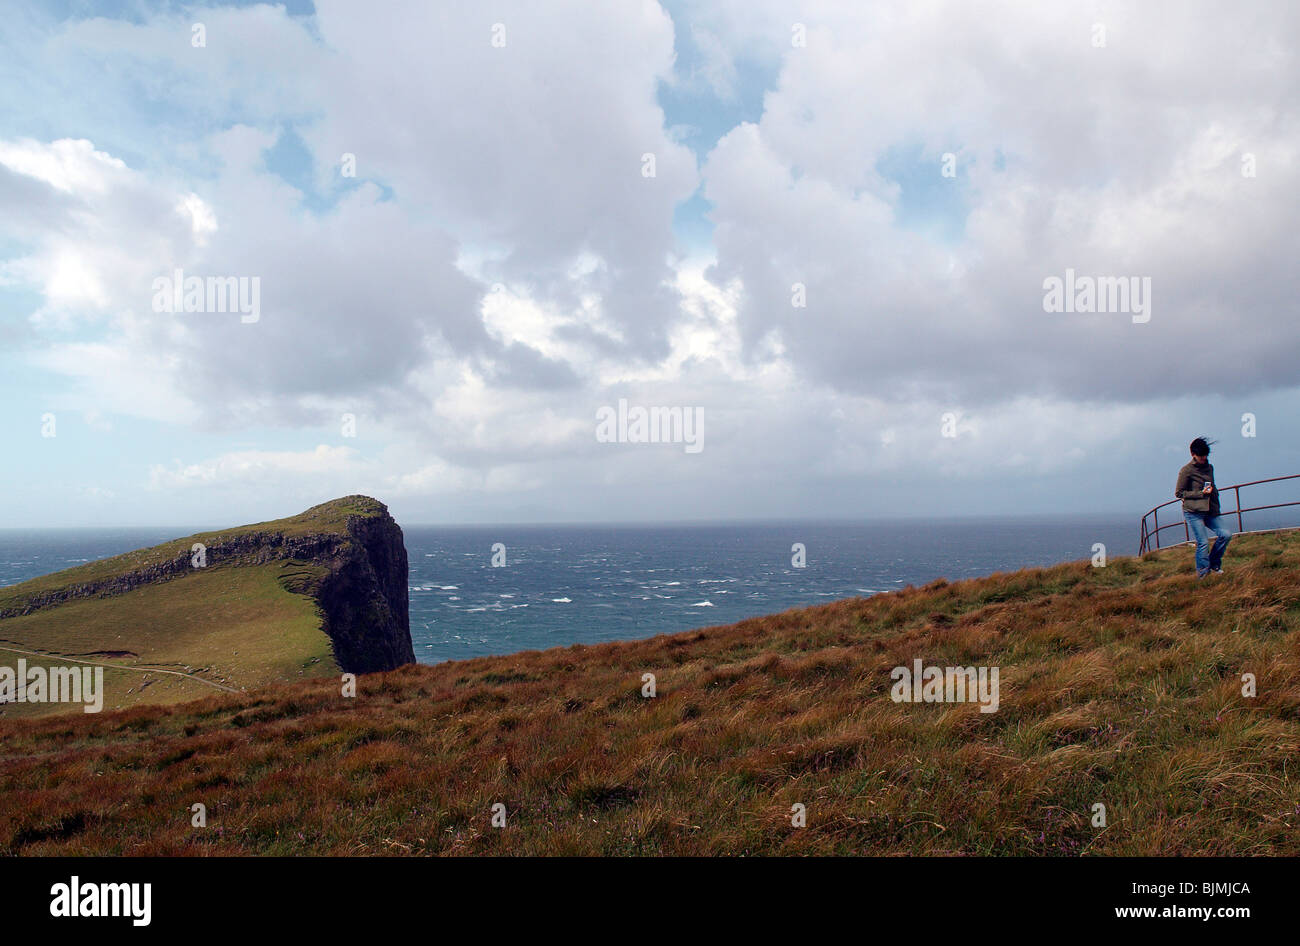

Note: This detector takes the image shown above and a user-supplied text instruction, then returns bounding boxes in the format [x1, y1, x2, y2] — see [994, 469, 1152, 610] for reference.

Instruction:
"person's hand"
[1202, 482, 1213, 493]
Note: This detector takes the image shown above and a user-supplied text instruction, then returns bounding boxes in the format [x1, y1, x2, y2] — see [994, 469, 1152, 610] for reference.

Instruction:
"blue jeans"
[1184, 511, 1232, 576]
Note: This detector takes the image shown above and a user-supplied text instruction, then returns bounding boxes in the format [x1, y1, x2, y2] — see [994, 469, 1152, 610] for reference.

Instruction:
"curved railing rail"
[1139, 473, 1300, 554]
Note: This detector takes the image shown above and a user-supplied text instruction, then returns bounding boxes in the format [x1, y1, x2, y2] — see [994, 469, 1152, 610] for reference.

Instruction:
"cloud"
[1, 0, 1298, 527]
[0, 137, 125, 194]
[148, 444, 361, 489]
[2, 1, 701, 431]
[695, 0, 1300, 405]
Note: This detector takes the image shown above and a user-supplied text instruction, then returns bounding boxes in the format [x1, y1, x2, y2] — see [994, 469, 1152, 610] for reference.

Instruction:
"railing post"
[1153, 507, 1159, 550]
[1235, 485, 1243, 532]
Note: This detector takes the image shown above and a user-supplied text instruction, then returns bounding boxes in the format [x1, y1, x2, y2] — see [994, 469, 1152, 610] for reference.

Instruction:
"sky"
[1, 0, 1297, 529]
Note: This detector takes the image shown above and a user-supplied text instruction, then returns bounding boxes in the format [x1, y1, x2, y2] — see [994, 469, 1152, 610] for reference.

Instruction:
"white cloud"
[696, 0, 1300, 405]
[176, 193, 218, 245]
[1, 1, 1297, 526]
[0, 137, 125, 194]
[149, 444, 361, 490]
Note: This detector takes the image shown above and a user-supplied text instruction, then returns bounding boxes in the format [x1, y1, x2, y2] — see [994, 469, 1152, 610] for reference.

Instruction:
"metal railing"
[1139, 473, 1300, 554]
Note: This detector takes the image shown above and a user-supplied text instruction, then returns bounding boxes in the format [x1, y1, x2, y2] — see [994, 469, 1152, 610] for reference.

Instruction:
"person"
[1174, 436, 1232, 578]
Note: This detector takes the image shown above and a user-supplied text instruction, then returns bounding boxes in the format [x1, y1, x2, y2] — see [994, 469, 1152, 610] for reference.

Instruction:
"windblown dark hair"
[1190, 435, 1216, 456]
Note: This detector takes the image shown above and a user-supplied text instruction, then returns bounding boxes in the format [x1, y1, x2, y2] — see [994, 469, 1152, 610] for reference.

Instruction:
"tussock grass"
[3, 533, 1300, 855]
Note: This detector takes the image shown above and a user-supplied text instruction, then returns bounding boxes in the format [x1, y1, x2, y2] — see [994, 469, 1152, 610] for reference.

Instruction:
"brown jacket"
[1175, 460, 1220, 515]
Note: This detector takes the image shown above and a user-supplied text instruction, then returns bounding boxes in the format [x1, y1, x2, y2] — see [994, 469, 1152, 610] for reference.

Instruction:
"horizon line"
[0, 509, 1142, 533]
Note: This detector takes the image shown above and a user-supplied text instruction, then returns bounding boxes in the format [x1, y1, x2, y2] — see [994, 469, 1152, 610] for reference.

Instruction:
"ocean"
[0, 515, 1149, 663]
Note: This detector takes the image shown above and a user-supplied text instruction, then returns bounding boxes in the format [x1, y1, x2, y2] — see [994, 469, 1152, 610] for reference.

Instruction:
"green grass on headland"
[0, 495, 384, 617]
[0, 496, 389, 717]
[0, 562, 335, 718]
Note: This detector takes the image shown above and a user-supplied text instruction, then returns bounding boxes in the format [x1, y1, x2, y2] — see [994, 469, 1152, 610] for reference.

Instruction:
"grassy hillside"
[0, 563, 333, 718]
[3, 531, 1300, 855]
[0, 497, 393, 718]
[0, 495, 381, 615]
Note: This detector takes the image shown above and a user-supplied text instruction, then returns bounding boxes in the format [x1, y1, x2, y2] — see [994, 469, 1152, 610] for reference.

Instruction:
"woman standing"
[1175, 436, 1232, 578]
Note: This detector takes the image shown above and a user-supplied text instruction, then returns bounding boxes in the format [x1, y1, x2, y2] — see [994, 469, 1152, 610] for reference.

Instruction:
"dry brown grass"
[3, 532, 1300, 855]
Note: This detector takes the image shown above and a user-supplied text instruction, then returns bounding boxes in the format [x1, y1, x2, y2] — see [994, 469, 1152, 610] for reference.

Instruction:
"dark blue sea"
[0, 516, 1162, 663]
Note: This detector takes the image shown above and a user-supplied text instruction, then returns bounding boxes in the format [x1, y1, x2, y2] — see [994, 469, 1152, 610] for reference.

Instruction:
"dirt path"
[0, 644, 240, 693]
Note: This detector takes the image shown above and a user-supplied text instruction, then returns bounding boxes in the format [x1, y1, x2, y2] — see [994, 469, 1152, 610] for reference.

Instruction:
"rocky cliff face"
[317, 506, 415, 673]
